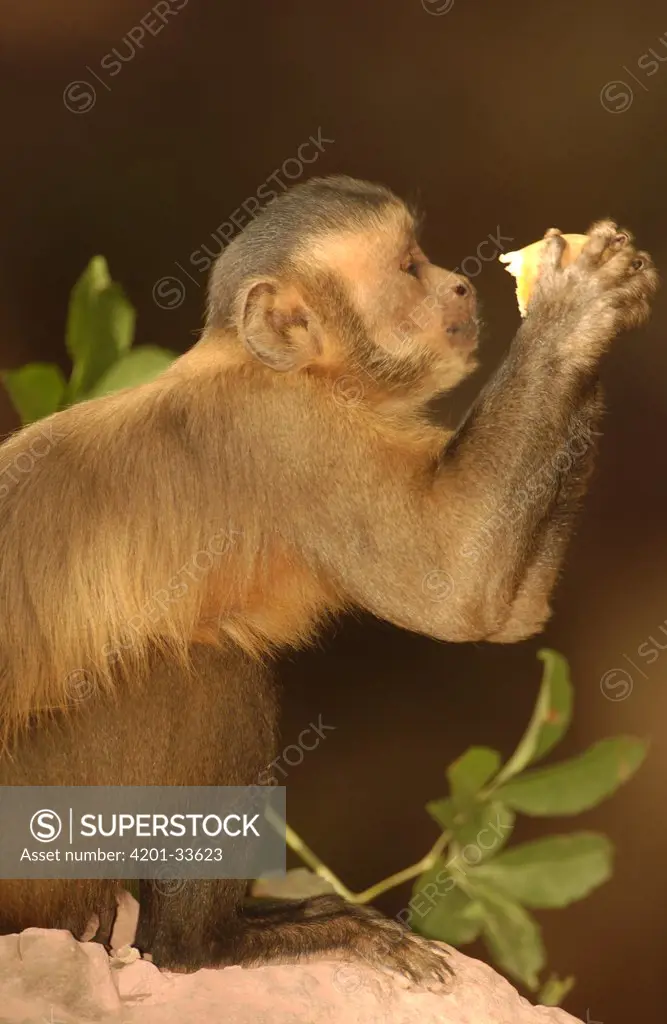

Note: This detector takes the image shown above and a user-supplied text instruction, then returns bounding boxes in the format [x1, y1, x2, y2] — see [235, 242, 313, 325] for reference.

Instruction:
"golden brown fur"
[0, 176, 657, 979]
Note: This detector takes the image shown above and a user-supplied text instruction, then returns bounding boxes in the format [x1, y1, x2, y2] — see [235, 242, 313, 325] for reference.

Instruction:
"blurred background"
[1, 0, 666, 1018]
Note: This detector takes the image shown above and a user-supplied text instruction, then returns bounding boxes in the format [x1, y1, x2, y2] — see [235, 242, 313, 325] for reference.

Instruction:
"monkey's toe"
[356, 920, 452, 990]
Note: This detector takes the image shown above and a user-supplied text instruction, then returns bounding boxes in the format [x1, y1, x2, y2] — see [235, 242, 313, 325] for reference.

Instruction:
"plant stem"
[282, 819, 356, 901]
[274, 806, 451, 906]
[351, 829, 451, 904]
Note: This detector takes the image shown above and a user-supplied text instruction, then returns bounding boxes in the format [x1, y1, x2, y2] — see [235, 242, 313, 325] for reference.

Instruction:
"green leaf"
[470, 832, 613, 908]
[447, 746, 501, 803]
[426, 798, 515, 861]
[531, 649, 573, 763]
[410, 864, 484, 944]
[495, 649, 573, 787]
[471, 882, 545, 989]
[426, 797, 455, 832]
[539, 974, 576, 1006]
[495, 737, 647, 816]
[252, 868, 337, 901]
[66, 256, 136, 399]
[85, 347, 176, 398]
[2, 363, 67, 424]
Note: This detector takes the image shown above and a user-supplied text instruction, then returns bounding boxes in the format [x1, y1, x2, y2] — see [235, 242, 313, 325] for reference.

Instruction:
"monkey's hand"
[525, 221, 658, 368]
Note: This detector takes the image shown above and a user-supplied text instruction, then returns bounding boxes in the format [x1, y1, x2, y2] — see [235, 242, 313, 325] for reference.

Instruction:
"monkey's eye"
[401, 257, 421, 279]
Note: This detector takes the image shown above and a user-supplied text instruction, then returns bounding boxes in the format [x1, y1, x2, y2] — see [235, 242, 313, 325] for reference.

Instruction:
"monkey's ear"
[237, 279, 323, 371]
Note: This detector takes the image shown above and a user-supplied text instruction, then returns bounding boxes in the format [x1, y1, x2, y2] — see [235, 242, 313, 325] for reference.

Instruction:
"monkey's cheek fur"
[499, 233, 588, 316]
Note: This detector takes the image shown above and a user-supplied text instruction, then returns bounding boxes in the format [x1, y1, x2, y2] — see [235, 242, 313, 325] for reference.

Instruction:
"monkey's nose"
[450, 277, 477, 319]
[450, 274, 472, 299]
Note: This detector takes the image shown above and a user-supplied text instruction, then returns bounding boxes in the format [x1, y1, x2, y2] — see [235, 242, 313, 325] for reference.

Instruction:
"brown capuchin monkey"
[0, 176, 657, 985]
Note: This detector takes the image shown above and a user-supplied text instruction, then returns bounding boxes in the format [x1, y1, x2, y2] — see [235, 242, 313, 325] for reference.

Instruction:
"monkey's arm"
[487, 384, 603, 641]
[315, 331, 601, 642]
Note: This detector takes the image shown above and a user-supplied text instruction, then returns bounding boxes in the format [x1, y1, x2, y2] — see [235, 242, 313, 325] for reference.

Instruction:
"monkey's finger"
[595, 244, 654, 288]
[619, 249, 659, 299]
[538, 231, 567, 273]
[580, 220, 633, 266]
[604, 250, 659, 329]
[610, 284, 655, 330]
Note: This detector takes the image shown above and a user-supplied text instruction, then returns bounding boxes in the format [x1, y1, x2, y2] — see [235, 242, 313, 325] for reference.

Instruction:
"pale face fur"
[297, 208, 479, 399]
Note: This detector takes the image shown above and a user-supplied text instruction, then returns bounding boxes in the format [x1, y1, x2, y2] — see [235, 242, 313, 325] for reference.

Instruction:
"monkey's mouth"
[446, 317, 479, 351]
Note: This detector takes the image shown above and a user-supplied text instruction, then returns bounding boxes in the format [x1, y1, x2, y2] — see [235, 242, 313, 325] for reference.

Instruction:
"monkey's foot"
[221, 895, 451, 990]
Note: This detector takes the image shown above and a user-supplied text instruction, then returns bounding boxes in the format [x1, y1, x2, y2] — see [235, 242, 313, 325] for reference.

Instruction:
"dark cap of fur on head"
[206, 176, 404, 329]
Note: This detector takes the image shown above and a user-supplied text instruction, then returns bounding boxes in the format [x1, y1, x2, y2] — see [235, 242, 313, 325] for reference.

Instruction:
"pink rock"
[0, 922, 582, 1023]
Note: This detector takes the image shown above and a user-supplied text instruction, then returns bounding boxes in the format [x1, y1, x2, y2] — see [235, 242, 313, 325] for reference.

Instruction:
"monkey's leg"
[128, 647, 448, 985]
[127, 643, 279, 968]
[2, 644, 446, 985]
[139, 882, 450, 984]
[135, 878, 247, 969]
[138, 878, 450, 985]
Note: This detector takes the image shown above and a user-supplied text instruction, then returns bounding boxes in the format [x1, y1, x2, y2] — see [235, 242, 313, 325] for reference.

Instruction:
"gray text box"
[0, 786, 286, 879]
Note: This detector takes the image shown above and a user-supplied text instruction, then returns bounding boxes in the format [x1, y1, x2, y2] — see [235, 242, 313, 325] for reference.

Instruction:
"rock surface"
[0, 922, 582, 1024]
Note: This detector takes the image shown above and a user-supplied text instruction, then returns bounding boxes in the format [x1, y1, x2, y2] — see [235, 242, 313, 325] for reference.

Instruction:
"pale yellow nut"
[499, 233, 588, 316]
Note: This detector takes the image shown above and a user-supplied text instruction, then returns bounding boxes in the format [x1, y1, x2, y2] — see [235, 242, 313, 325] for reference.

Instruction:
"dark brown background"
[2, 1, 666, 1019]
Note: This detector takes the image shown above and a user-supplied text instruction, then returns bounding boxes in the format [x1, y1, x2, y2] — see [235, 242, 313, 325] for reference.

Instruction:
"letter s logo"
[30, 809, 63, 843]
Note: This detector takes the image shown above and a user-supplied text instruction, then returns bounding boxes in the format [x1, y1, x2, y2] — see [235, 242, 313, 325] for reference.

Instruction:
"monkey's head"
[206, 176, 479, 411]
